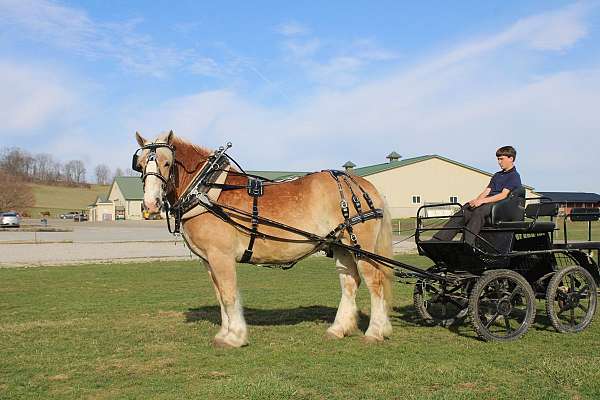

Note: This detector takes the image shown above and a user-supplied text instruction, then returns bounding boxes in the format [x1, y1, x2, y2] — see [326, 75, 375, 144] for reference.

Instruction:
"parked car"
[0, 211, 21, 228]
[74, 213, 88, 222]
[60, 211, 81, 219]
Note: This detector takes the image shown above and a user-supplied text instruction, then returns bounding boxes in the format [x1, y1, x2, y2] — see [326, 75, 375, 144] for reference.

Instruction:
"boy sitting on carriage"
[433, 145, 521, 245]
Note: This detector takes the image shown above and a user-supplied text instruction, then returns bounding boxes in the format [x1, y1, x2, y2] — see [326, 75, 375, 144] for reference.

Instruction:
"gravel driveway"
[0, 219, 416, 267]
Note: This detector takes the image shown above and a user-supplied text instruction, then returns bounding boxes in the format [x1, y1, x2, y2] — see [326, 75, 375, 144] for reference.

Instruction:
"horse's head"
[133, 130, 176, 214]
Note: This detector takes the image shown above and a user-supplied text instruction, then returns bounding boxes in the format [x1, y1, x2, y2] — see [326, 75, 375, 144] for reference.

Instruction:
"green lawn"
[26, 183, 110, 218]
[2, 256, 600, 399]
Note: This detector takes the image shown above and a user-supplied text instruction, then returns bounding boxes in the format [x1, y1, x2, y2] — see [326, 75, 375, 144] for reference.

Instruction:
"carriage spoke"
[504, 316, 512, 333]
[509, 287, 523, 302]
[577, 303, 589, 313]
[570, 308, 576, 326]
[484, 312, 500, 329]
[575, 285, 590, 297]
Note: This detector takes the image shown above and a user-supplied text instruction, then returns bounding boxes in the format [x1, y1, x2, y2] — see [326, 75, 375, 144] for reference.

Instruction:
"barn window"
[412, 195, 421, 204]
[450, 196, 458, 203]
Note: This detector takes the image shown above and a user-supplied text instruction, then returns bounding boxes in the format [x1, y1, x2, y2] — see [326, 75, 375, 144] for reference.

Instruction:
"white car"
[0, 212, 20, 227]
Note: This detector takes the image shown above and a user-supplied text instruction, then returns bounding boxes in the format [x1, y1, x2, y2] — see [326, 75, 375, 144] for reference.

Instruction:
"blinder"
[132, 142, 176, 187]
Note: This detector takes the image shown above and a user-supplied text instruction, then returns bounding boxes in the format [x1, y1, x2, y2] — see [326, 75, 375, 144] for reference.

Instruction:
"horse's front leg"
[205, 252, 247, 348]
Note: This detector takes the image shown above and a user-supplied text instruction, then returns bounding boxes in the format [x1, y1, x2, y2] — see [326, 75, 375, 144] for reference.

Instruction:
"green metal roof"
[353, 155, 434, 176]
[248, 170, 310, 181]
[112, 176, 144, 200]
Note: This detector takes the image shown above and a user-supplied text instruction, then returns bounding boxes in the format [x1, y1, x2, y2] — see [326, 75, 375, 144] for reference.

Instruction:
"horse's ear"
[135, 131, 147, 147]
[167, 130, 174, 144]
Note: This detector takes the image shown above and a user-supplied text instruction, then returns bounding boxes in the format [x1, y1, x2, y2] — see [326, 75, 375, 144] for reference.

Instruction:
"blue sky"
[1, 0, 600, 191]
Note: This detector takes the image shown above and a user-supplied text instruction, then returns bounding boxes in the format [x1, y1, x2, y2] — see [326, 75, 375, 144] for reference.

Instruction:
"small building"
[88, 195, 115, 222]
[537, 192, 600, 215]
[88, 177, 144, 221]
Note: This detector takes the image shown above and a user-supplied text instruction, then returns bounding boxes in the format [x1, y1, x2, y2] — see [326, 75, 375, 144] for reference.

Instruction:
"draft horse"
[134, 131, 393, 348]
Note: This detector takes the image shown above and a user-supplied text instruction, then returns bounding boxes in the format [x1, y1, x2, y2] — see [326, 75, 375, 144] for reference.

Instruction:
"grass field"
[26, 183, 110, 218]
[2, 256, 600, 399]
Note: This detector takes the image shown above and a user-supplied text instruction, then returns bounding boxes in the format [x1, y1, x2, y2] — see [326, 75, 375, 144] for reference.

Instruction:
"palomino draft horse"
[134, 131, 393, 348]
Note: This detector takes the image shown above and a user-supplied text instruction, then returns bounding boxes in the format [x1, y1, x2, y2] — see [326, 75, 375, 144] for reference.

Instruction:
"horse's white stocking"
[206, 255, 247, 348]
[358, 259, 392, 342]
[327, 250, 360, 339]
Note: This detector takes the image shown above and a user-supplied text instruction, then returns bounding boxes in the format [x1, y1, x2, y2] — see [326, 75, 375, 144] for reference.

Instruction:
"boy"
[432, 146, 521, 244]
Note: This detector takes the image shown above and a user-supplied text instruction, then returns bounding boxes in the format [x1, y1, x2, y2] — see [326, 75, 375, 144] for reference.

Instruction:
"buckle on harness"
[247, 177, 264, 197]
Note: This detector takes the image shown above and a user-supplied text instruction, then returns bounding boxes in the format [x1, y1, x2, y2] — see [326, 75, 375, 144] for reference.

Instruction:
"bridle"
[132, 140, 234, 234]
[132, 142, 176, 192]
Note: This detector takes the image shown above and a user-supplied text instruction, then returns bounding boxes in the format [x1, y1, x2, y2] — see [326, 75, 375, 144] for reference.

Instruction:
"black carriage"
[412, 187, 600, 341]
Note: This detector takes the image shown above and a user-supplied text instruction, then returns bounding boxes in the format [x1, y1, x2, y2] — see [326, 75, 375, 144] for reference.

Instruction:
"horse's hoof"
[213, 337, 234, 348]
[362, 335, 384, 344]
[324, 329, 344, 340]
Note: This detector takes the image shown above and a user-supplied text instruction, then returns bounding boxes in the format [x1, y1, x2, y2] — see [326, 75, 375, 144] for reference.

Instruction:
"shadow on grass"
[393, 303, 562, 340]
[185, 305, 371, 328]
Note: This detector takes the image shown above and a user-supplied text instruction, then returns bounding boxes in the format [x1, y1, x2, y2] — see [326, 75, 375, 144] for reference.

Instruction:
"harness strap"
[342, 175, 363, 220]
[328, 170, 362, 252]
[240, 178, 264, 263]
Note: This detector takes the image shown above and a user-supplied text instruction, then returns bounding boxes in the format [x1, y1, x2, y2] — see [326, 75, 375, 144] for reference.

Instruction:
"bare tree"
[95, 164, 111, 185]
[0, 170, 34, 213]
[0, 147, 33, 180]
[114, 167, 124, 178]
[72, 160, 86, 184]
[124, 167, 137, 176]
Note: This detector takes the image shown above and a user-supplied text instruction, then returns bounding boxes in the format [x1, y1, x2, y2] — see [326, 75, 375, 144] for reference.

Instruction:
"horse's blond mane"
[171, 135, 211, 157]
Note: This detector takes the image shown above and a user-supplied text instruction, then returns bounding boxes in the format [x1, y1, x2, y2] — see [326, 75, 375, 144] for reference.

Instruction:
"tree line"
[0, 146, 135, 186]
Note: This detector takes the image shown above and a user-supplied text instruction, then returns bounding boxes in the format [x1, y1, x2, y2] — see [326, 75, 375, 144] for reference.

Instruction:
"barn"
[88, 177, 144, 221]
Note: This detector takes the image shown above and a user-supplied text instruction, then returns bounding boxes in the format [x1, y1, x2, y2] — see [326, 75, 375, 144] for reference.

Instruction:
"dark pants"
[433, 203, 493, 245]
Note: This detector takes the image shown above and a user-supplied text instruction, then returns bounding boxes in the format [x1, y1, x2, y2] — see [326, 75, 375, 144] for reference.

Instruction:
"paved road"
[0, 219, 192, 267]
[0, 219, 416, 267]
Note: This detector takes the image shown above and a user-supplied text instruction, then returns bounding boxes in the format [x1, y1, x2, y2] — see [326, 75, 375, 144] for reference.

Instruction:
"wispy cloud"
[0, 0, 196, 77]
[0, 60, 79, 133]
[276, 21, 309, 37]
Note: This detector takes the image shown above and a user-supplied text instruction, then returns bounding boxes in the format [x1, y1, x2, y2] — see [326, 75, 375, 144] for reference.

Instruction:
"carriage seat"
[487, 201, 558, 233]
[483, 188, 556, 233]
[485, 186, 525, 225]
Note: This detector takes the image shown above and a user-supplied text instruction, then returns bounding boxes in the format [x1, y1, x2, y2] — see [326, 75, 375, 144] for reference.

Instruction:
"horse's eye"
[164, 162, 170, 167]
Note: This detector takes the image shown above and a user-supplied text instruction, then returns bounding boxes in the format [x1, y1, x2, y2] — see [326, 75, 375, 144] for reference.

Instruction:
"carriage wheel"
[468, 269, 536, 342]
[413, 269, 470, 327]
[545, 265, 597, 333]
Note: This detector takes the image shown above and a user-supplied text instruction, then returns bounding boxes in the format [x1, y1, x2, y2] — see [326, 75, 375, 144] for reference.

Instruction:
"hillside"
[26, 183, 110, 218]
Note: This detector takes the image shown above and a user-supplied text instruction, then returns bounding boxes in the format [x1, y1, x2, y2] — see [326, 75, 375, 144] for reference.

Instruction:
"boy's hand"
[468, 199, 484, 208]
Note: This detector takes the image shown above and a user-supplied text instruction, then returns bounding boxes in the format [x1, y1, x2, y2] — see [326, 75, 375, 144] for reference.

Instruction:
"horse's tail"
[375, 200, 394, 310]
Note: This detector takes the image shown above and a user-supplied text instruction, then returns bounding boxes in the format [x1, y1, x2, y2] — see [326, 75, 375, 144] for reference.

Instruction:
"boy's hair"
[496, 146, 516, 161]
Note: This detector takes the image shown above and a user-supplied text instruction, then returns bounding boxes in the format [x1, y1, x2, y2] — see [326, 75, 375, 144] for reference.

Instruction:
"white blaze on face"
[143, 160, 164, 213]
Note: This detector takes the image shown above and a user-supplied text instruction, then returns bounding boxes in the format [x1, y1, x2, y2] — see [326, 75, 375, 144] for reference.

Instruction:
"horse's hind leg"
[358, 258, 393, 343]
[206, 252, 247, 348]
[326, 249, 361, 339]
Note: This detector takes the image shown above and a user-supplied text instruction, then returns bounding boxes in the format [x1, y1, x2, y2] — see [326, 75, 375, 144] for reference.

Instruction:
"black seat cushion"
[489, 221, 555, 233]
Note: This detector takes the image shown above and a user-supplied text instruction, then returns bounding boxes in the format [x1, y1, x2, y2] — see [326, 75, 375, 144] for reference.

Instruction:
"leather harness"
[133, 142, 384, 266]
